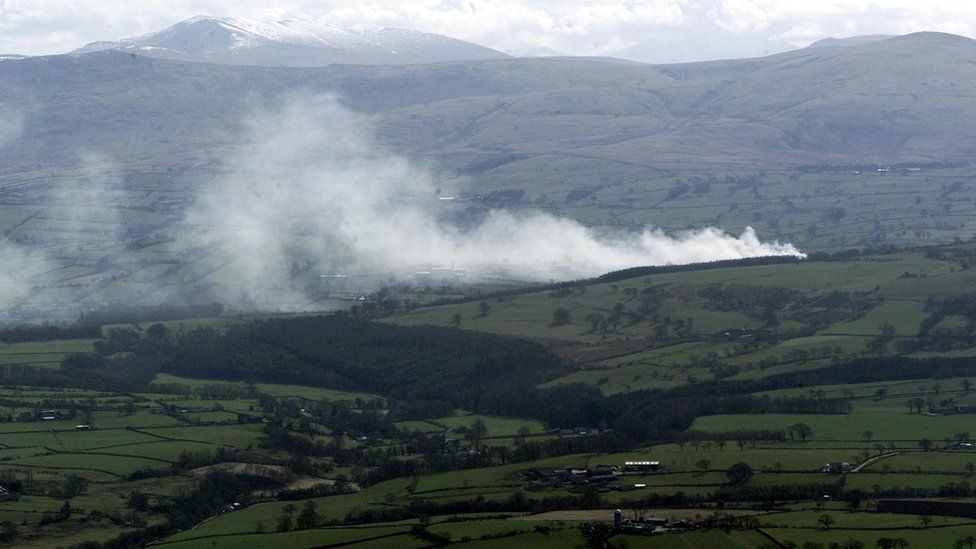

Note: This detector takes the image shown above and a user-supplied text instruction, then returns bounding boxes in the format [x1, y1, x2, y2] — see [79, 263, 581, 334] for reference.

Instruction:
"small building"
[623, 461, 661, 473]
[39, 410, 59, 421]
[219, 502, 243, 514]
[946, 441, 976, 451]
[820, 461, 852, 474]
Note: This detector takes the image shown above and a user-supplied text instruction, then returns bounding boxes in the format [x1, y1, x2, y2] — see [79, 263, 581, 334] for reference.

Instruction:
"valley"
[3, 17, 976, 549]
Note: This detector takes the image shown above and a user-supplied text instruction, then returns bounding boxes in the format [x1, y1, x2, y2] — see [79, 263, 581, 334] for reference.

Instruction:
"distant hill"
[71, 15, 510, 67]
[608, 24, 796, 64]
[3, 32, 976, 317]
[6, 31, 976, 175]
[807, 35, 895, 49]
[506, 46, 568, 58]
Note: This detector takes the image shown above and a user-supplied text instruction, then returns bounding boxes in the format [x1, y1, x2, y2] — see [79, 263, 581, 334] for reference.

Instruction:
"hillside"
[2, 33, 976, 318]
[4, 32, 976, 175]
[387, 245, 976, 395]
[807, 35, 895, 49]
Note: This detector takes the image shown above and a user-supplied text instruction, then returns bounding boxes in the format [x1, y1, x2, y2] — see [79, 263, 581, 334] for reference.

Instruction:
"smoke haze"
[181, 94, 802, 307]
[0, 106, 35, 310]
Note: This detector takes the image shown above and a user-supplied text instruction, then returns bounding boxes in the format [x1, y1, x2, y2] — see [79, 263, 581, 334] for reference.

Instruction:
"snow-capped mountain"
[72, 15, 510, 67]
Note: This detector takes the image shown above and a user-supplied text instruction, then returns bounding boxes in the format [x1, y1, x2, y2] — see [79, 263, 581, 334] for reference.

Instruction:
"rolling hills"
[3, 31, 976, 176]
[2, 32, 976, 319]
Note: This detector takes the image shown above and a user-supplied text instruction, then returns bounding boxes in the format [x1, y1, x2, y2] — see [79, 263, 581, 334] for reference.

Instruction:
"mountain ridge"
[71, 15, 510, 67]
[1, 30, 973, 178]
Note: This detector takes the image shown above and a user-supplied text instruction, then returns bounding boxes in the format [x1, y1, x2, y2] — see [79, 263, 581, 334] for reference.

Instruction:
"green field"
[152, 373, 381, 404]
[10, 246, 976, 547]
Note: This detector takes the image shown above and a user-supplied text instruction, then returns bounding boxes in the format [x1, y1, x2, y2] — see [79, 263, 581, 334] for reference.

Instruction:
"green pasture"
[862, 451, 976, 473]
[142, 425, 265, 448]
[394, 420, 446, 434]
[844, 472, 974, 491]
[155, 525, 412, 549]
[823, 299, 926, 336]
[596, 444, 874, 473]
[542, 360, 715, 394]
[0, 338, 97, 355]
[691, 401, 976, 442]
[101, 316, 244, 336]
[761, 510, 973, 529]
[760, 376, 976, 399]
[765, 524, 976, 548]
[0, 428, 158, 451]
[101, 440, 219, 461]
[434, 414, 546, 437]
[4, 452, 165, 476]
[151, 373, 380, 403]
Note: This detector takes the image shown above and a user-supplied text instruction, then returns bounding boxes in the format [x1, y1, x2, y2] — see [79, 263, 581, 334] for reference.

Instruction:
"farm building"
[622, 461, 661, 473]
[819, 461, 852, 473]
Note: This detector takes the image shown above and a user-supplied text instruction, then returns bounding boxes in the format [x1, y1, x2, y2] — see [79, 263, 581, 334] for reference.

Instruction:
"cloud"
[707, 0, 976, 44]
[178, 94, 800, 309]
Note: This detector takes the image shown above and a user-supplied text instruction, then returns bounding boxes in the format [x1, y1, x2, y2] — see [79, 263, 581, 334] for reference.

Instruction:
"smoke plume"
[0, 106, 36, 310]
[181, 95, 802, 308]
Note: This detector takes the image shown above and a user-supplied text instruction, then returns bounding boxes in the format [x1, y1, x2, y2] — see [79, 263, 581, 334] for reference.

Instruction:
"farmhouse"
[39, 410, 59, 421]
[930, 404, 976, 415]
[946, 441, 976, 451]
[622, 460, 661, 473]
[819, 461, 852, 474]
[611, 509, 694, 536]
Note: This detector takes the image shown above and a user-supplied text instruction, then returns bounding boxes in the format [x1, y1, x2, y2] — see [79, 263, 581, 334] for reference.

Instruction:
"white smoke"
[181, 94, 802, 306]
[0, 105, 36, 310]
[0, 105, 22, 149]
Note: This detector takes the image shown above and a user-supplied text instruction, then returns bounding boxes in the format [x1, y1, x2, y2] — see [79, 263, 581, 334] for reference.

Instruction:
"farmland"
[7, 246, 976, 547]
[8, 31, 976, 549]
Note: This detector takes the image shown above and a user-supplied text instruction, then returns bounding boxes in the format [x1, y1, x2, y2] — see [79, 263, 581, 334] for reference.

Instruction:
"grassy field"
[11, 246, 976, 547]
[763, 523, 976, 548]
[151, 373, 381, 404]
[387, 248, 973, 401]
[434, 414, 547, 438]
[0, 338, 98, 369]
[690, 402, 976, 442]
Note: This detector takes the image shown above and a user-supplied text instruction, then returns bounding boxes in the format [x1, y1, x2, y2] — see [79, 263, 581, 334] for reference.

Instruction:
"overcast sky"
[2, 0, 976, 56]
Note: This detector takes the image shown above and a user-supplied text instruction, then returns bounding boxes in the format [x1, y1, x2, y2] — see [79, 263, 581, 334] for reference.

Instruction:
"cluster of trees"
[900, 293, 976, 352]
[274, 501, 319, 532]
[76, 303, 223, 327]
[152, 316, 570, 412]
[595, 255, 802, 285]
[0, 323, 101, 343]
